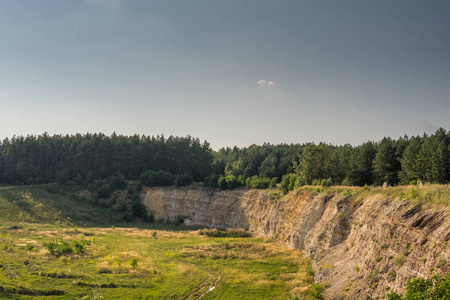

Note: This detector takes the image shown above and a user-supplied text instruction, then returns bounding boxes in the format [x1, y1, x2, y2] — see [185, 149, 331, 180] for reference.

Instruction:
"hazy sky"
[1, 1, 449, 149]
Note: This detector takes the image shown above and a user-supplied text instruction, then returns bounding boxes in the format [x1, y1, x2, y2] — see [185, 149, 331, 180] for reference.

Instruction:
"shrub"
[175, 174, 194, 187]
[204, 174, 220, 188]
[218, 174, 242, 190]
[94, 175, 126, 199]
[280, 173, 299, 195]
[393, 254, 405, 267]
[369, 268, 379, 281]
[341, 177, 353, 186]
[131, 199, 150, 221]
[129, 257, 138, 269]
[139, 170, 175, 187]
[0, 234, 14, 252]
[110, 174, 127, 190]
[387, 275, 450, 299]
[311, 179, 321, 186]
[218, 176, 228, 189]
[25, 243, 35, 252]
[72, 239, 88, 254]
[245, 175, 272, 189]
[95, 182, 114, 199]
[44, 240, 73, 256]
[198, 229, 251, 238]
[308, 283, 325, 300]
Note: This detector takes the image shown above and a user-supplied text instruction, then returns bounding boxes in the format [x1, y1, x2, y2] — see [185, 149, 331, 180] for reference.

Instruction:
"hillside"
[142, 185, 450, 299]
[0, 185, 125, 227]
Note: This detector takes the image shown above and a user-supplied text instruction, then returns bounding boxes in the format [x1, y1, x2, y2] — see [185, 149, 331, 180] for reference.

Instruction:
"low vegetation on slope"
[387, 275, 450, 299]
[297, 184, 450, 209]
[0, 185, 125, 227]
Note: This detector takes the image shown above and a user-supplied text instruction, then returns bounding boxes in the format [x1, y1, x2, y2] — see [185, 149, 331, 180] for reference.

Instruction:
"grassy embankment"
[0, 185, 314, 299]
[295, 184, 450, 208]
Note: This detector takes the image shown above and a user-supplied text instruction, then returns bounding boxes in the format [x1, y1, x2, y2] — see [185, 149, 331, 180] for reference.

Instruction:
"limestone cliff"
[142, 186, 450, 299]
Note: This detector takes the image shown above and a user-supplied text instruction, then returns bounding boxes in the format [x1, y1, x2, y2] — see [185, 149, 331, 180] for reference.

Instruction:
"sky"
[1, 1, 449, 150]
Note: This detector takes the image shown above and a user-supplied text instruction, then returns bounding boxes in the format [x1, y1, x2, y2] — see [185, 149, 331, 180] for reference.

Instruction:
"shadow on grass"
[97, 222, 206, 232]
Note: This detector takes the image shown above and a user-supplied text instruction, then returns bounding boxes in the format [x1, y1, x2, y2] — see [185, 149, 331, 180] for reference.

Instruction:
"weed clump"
[25, 243, 35, 252]
[129, 257, 138, 269]
[0, 234, 14, 252]
[393, 254, 406, 267]
[198, 228, 251, 238]
[44, 238, 90, 256]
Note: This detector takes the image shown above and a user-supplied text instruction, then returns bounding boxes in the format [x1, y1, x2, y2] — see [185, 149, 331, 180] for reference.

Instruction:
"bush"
[199, 229, 251, 238]
[131, 199, 150, 221]
[245, 175, 272, 189]
[204, 174, 220, 188]
[72, 239, 88, 254]
[218, 174, 243, 190]
[110, 174, 127, 190]
[56, 170, 71, 184]
[25, 243, 35, 252]
[139, 170, 175, 187]
[129, 257, 138, 269]
[175, 174, 194, 187]
[218, 176, 228, 189]
[387, 275, 450, 299]
[95, 182, 114, 199]
[341, 177, 353, 186]
[44, 240, 73, 256]
[280, 173, 299, 195]
[393, 254, 405, 267]
[308, 283, 325, 300]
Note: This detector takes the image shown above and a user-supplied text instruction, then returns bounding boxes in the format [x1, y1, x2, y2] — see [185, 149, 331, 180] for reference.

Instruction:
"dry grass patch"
[180, 242, 271, 260]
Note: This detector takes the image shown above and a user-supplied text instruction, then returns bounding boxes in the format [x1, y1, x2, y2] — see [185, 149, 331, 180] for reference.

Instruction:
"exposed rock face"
[142, 187, 450, 299]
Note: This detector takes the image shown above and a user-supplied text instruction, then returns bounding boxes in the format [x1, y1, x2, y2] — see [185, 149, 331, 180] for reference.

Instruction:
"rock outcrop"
[142, 187, 450, 299]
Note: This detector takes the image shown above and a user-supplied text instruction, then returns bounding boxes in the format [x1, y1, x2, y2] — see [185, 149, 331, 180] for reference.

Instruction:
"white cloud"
[257, 80, 279, 87]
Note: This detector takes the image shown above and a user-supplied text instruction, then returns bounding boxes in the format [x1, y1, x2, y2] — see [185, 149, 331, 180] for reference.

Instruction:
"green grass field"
[0, 186, 313, 299]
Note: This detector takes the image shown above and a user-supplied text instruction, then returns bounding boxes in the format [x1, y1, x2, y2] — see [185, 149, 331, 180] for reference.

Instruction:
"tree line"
[0, 128, 449, 189]
[206, 128, 450, 190]
[0, 132, 212, 185]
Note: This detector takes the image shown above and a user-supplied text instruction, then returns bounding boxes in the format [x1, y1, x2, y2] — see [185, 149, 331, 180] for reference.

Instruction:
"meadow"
[0, 186, 314, 299]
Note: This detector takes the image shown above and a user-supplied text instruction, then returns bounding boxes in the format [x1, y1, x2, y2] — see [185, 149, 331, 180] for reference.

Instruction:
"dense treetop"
[0, 129, 449, 188]
[0, 132, 212, 185]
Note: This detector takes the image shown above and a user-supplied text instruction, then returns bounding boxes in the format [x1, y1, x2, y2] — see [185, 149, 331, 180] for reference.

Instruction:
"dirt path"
[182, 268, 221, 300]
[196, 270, 221, 299]
[0, 186, 15, 190]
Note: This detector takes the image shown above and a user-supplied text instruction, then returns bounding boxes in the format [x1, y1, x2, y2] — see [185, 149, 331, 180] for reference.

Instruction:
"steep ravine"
[142, 187, 450, 299]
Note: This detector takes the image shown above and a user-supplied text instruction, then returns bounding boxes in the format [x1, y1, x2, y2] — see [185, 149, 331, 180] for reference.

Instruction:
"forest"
[0, 128, 449, 191]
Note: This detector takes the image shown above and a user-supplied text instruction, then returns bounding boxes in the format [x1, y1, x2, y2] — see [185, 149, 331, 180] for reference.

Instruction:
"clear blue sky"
[1, 1, 449, 149]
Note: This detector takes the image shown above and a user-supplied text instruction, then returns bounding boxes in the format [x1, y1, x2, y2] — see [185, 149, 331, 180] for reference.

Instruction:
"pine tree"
[372, 138, 400, 185]
[399, 137, 422, 184]
[429, 141, 449, 183]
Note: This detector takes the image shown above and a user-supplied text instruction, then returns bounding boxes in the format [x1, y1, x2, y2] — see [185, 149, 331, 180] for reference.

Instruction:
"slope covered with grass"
[0, 185, 124, 227]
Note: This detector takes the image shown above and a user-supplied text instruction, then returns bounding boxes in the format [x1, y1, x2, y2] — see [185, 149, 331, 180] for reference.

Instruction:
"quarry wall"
[142, 187, 450, 299]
